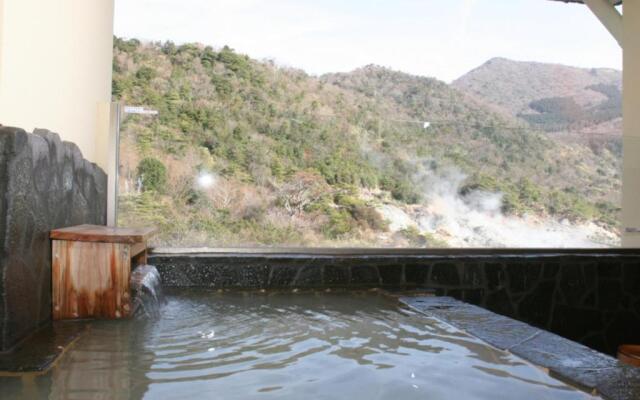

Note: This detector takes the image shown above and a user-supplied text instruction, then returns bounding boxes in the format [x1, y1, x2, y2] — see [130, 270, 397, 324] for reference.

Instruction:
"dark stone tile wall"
[0, 127, 107, 351]
[151, 252, 640, 355]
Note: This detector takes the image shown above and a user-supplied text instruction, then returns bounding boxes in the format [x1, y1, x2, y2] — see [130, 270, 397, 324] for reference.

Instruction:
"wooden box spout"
[50, 224, 156, 320]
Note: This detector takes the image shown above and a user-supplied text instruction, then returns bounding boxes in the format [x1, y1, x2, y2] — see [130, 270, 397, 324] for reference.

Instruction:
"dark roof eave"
[548, 0, 622, 5]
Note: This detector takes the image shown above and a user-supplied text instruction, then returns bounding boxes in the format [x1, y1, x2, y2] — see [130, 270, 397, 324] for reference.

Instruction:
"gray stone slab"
[400, 296, 640, 400]
[511, 330, 618, 373]
[551, 366, 640, 400]
[401, 296, 541, 351]
[0, 321, 88, 373]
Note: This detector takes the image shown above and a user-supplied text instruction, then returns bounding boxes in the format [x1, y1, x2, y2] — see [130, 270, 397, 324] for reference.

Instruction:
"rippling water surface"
[1, 291, 598, 399]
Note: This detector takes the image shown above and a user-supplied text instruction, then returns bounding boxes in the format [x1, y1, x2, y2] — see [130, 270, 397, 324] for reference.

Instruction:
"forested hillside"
[453, 57, 622, 134]
[112, 38, 621, 247]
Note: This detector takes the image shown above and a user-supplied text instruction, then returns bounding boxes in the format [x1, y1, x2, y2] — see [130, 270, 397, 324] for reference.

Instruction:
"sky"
[114, 0, 622, 83]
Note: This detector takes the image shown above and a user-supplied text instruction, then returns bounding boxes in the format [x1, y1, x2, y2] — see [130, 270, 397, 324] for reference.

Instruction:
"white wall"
[0, 0, 115, 168]
[622, 0, 640, 246]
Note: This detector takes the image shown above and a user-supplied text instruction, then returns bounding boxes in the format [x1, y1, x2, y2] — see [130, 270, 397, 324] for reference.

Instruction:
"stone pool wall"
[0, 127, 107, 351]
[151, 251, 640, 356]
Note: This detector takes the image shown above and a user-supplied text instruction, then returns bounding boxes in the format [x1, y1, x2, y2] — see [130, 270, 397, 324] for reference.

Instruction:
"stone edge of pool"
[0, 321, 88, 375]
[400, 296, 640, 400]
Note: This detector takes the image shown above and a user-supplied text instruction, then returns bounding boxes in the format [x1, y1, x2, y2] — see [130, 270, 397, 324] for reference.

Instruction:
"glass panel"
[113, 3, 622, 249]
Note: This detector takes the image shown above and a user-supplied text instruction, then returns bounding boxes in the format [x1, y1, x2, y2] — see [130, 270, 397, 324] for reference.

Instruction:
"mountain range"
[112, 38, 621, 247]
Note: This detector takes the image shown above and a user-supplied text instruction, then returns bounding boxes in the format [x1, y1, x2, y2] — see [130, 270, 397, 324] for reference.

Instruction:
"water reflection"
[0, 291, 598, 400]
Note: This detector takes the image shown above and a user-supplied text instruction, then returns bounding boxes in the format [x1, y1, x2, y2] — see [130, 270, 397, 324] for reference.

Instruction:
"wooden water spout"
[50, 224, 156, 320]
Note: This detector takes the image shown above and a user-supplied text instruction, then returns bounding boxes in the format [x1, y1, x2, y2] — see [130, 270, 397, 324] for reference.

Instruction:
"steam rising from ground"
[377, 163, 619, 248]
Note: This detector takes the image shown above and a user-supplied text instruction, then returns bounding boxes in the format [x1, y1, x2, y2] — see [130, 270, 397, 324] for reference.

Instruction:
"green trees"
[380, 176, 421, 204]
[135, 66, 157, 83]
[113, 38, 620, 247]
[217, 46, 251, 78]
[137, 158, 167, 193]
[114, 37, 140, 53]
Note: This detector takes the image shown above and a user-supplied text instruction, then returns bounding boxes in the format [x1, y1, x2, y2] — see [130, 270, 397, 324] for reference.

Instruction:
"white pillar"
[0, 0, 115, 165]
[622, 1, 640, 246]
[98, 102, 122, 226]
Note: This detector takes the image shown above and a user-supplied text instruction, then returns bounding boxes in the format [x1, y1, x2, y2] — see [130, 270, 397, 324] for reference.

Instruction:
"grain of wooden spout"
[50, 224, 156, 320]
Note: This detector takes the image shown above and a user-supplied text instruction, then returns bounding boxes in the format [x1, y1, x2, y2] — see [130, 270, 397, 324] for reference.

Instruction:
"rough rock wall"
[0, 127, 106, 351]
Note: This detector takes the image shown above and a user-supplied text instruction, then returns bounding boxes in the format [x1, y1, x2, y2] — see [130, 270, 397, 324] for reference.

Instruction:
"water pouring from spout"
[130, 264, 165, 318]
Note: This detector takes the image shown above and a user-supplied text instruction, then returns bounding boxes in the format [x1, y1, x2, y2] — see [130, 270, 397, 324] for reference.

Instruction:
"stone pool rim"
[151, 247, 640, 257]
[401, 296, 640, 400]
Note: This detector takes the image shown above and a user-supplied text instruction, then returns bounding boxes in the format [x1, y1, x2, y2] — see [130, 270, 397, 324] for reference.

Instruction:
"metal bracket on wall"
[106, 102, 122, 227]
